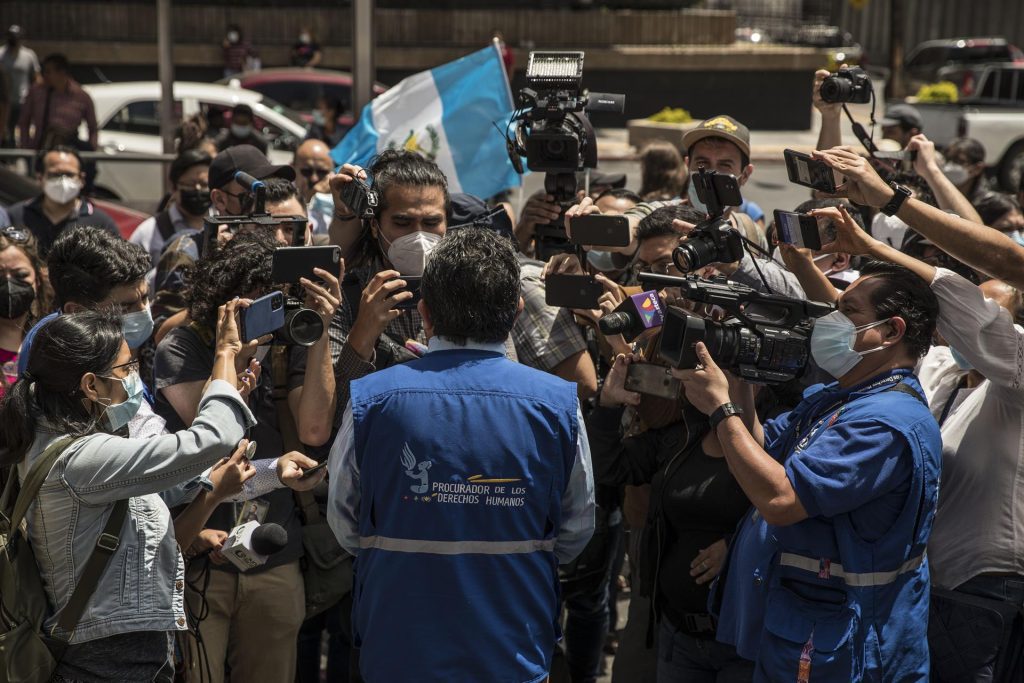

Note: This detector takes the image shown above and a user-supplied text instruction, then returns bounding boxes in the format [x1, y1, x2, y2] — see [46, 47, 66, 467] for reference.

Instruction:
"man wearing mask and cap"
[0, 25, 40, 146]
[215, 103, 268, 155]
[7, 145, 117, 256]
[129, 148, 212, 267]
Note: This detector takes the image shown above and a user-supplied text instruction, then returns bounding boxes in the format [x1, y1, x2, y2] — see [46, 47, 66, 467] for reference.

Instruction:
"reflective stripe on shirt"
[778, 551, 925, 587]
[359, 535, 556, 555]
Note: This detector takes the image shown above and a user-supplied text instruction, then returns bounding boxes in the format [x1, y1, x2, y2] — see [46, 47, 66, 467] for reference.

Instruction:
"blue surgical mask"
[587, 248, 619, 272]
[310, 191, 335, 218]
[312, 110, 325, 127]
[949, 346, 973, 371]
[122, 306, 154, 349]
[810, 310, 891, 378]
[687, 181, 708, 216]
[98, 371, 144, 431]
[1008, 230, 1024, 247]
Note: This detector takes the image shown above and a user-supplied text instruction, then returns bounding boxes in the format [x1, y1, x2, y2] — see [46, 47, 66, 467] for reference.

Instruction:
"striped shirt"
[18, 79, 97, 149]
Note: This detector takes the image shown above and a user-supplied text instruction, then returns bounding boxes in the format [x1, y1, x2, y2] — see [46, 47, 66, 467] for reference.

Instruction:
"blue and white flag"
[331, 43, 522, 200]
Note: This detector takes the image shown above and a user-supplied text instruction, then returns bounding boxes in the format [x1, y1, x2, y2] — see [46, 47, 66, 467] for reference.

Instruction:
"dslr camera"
[639, 273, 834, 384]
[505, 51, 624, 259]
[673, 168, 745, 273]
[820, 66, 872, 104]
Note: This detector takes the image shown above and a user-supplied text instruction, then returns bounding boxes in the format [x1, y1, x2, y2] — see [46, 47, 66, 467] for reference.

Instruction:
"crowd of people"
[1, 34, 1024, 683]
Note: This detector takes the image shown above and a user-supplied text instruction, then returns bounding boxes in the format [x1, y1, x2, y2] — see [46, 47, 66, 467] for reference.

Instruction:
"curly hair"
[186, 230, 277, 329]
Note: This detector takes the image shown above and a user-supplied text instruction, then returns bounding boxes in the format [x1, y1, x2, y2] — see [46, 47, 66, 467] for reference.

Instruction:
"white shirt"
[921, 268, 1024, 589]
[327, 336, 596, 564]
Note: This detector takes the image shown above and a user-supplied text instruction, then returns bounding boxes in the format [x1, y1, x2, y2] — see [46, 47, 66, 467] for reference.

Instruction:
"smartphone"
[272, 246, 342, 284]
[545, 274, 603, 310]
[625, 363, 681, 400]
[784, 149, 837, 194]
[692, 171, 744, 210]
[240, 291, 285, 343]
[300, 460, 329, 480]
[570, 214, 631, 247]
[773, 210, 824, 250]
[392, 275, 422, 310]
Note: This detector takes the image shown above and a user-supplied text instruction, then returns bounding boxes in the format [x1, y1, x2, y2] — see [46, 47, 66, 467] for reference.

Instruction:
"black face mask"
[0, 277, 35, 319]
[179, 188, 212, 217]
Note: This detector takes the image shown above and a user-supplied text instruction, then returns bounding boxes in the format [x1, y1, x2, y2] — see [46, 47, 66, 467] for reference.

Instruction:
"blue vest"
[717, 372, 941, 682]
[349, 348, 578, 683]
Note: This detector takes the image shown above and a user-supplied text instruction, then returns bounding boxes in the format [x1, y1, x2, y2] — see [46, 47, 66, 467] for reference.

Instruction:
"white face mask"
[227, 31, 240, 43]
[299, 33, 311, 44]
[231, 123, 252, 138]
[43, 176, 82, 204]
[810, 310, 892, 378]
[380, 230, 442, 276]
[941, 162, 969, 187]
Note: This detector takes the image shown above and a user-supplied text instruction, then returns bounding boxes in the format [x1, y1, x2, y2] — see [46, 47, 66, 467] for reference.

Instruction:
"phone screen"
[773, 210, 823, 250]
[784, 149, 837, 193]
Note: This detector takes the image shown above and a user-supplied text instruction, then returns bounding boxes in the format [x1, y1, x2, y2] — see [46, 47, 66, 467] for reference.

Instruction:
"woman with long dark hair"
[0, 226, 48, 400]
[0, 301, 256, 682]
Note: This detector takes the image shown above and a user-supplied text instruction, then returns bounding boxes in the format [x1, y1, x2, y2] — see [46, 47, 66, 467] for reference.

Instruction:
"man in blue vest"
[327, 226, 595, 683]
[672, 258, 942, 680]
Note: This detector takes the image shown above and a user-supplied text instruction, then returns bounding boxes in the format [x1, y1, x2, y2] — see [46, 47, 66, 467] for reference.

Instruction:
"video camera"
[201, 171, 308, 256]
[638, 273, 834, 384]
[673, 169, 746, 272]
[505, 51, 625, 260]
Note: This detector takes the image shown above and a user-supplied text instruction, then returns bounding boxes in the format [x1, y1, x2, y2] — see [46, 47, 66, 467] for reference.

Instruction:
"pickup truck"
[910, 64, 1024, 191]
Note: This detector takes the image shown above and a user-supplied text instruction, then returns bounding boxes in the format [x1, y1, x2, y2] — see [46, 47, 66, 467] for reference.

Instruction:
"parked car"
[81, 81, 308, 212]
[0, 165, 149, 239]
[908, 64, 1024, 191]
[905, 37, 1024, 94]
[217, 68, 387, 125]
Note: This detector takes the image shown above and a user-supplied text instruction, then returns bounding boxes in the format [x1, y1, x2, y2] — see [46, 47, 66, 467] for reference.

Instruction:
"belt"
[778, 552, 925, 587]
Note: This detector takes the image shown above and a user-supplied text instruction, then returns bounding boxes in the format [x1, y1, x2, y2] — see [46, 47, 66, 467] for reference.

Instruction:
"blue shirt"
[738, 198, 764, 223]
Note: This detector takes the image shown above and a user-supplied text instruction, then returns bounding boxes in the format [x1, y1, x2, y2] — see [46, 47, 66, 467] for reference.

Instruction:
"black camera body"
[639, 273, 834, 384]
[820, 67, 872, 104]
[673, 169, 745, 272]
[277, 296, 324, 348]
[338, 176, 379, 221]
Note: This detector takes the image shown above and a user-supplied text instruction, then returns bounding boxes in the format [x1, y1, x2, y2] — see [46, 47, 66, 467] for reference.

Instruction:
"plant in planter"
[627, 107, 698, 153]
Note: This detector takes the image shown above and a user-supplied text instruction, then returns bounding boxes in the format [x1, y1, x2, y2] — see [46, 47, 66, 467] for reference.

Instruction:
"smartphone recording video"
[773, 210, 824, 251]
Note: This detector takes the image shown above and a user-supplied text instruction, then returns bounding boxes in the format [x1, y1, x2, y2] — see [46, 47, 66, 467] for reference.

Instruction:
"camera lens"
[545, 139, 566, 157]
[282, 307, 324, 347]
[674, 234, 718, 273]
[820, 75, 852, 104]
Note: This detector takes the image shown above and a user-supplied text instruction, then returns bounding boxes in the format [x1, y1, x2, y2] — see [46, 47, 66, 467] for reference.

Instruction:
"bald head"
[980, 279, 1024, 319]
[292, 139, 333, 200]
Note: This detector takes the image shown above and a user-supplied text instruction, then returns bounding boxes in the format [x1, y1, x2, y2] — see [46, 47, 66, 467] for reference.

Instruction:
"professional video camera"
[505, 51, 625, 260]
[673, 168, 746, 273]
[819, 66, 872, 105]
[638, 272, 834, 384]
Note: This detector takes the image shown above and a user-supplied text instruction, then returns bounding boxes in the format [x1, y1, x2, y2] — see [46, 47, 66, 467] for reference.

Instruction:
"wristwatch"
[880, 181, 912, 216]
[709, 402, 744, 431]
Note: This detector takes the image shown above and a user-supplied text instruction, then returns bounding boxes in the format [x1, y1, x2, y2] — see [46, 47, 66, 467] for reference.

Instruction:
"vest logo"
[400, 443, 432, 494]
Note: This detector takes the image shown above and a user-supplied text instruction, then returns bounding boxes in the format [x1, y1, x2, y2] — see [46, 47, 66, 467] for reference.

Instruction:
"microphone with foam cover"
[221, 521, 288, 572]
[598, 291, 664, 341]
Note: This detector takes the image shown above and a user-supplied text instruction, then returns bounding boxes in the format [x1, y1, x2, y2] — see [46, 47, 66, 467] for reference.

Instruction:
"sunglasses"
[1, 226, 29, 243]
[298, 167, 331, 180]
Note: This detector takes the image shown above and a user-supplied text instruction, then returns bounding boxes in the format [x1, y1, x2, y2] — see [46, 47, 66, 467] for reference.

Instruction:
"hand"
[208, 441, 257, 502]
[328, 164, 368, 218]
[236, 358, 261, 400]
[214, 297, 263, 358]
[347, 270, 411, 360]
[812, 66, 844, 117]
[188, 529, 229, 565]
[906, 133, 940, 178]
[812, 147, 894, 208]
[572, 273, 623, 323]
[690, 538, 728, 585]
[776, 242, 817, 272]
[277, 451, 326, 491]
[516, 191, 562, 241]
[301, 265, 344, 323]
[810, 205, 879, 257]
[542, 253, 585, 279]
[671, 342, 731, 416]
[563, 196, 601, 241]
[599, 354, 642, 408]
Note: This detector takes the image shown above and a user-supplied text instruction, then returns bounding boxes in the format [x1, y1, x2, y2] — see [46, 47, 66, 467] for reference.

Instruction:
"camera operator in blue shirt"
[674, 256, 942, 680]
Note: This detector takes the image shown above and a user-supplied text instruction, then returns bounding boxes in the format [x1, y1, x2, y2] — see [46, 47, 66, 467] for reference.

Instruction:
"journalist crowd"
[1, 29, 1024, 683]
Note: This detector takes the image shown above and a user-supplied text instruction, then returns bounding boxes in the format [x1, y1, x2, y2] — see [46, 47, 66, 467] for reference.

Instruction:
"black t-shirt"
[153, 325, 304, 572]
[291, 42, 321, 67]
[8, 195, 120, 257]
[657, 448, 750, 625]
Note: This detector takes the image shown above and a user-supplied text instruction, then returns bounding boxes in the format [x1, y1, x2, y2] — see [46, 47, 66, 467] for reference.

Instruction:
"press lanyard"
[791, 372, 910, 448]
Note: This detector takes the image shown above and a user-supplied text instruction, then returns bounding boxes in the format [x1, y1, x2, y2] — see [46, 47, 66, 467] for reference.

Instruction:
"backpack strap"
[885, 380, 928, 406]
[8, 436, 77, 535]
[54, 498, 129, 638]
[155, 209, 176, 242]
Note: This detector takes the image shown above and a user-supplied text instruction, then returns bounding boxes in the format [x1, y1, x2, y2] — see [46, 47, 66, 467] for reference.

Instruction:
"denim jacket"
[17, 379, 256, 644]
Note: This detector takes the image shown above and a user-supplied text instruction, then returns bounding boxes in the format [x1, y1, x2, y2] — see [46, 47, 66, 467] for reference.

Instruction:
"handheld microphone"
[598, 290, 664, 341]
[221, 521, 288, 572]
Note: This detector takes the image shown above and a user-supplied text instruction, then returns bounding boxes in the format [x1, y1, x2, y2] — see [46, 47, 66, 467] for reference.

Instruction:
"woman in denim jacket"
[0, 301, 256, 682]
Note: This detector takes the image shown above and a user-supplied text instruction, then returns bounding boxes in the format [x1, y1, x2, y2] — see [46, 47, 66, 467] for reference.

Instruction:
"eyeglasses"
[0, 226, 29, 243]
[642, 261, 681, 276]
[108, 358, 140, 375]
[44, 171, 78, 180]
[298, 167, 331, 180]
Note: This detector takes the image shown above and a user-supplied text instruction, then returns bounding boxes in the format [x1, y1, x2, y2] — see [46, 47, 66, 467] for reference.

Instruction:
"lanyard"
[790, 372, 910, 451]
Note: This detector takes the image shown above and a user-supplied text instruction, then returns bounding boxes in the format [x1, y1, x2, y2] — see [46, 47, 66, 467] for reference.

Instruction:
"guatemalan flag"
[331, 42, 522, 199]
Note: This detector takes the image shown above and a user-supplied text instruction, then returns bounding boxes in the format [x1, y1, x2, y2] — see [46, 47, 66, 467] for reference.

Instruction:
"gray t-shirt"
[0, 45, 40, 103]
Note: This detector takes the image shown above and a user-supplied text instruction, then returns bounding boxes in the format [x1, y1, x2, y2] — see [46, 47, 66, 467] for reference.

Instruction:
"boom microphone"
[598, 290, 664, 341]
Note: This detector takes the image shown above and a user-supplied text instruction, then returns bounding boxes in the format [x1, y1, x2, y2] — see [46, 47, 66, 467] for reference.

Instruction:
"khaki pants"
[184, 560, 306, 683]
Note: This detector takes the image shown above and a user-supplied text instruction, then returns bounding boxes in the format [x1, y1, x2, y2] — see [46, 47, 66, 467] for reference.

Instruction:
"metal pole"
[887, 0, 905, 99]
[353, 0, 375, 119]
[157, 0, 176, 192]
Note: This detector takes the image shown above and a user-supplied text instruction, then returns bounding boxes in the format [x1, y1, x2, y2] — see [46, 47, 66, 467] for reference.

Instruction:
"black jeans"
[295, 593, 353, 683]
[656, 621, 753, 683]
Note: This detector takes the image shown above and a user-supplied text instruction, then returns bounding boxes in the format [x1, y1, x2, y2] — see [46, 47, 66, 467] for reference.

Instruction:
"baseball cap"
[880, 104, 923, 130]
[681, 115, 751, 159]
[588, 170, 627, 189]
[208, 144, 295, 190]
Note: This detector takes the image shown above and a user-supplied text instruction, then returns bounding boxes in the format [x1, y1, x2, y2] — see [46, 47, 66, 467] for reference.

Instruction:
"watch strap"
[881, 182, 911, 216]
[709, 402, 743, 431]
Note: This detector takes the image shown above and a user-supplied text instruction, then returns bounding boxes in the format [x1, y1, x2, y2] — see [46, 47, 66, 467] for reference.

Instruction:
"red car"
[218, 68, 388, 126]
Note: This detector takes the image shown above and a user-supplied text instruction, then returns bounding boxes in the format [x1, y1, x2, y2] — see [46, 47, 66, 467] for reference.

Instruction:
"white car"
[82, 81, 308, 212]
